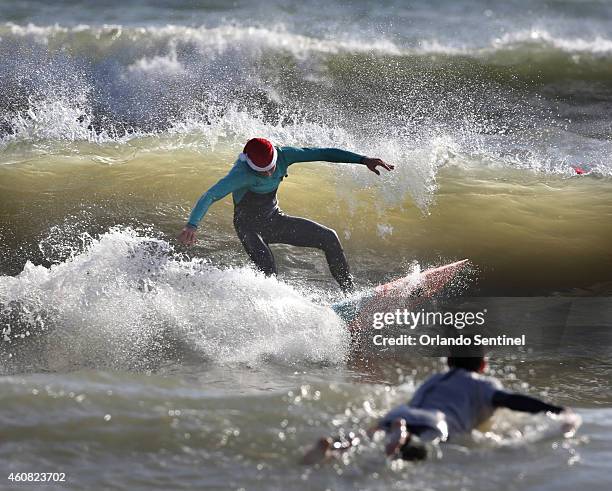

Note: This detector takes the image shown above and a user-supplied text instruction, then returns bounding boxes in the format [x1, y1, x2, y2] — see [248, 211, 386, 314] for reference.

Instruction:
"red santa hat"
[239, 138, 277, 172]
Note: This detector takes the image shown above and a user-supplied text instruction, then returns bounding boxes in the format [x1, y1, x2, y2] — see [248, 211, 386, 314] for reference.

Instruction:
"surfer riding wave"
[177, 138, 394, 292]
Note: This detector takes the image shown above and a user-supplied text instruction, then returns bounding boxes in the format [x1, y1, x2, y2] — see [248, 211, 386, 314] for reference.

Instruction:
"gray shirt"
[409, 368, 502, 436]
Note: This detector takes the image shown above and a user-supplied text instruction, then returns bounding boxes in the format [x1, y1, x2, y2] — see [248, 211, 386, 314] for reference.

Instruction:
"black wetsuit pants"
[233, 208, 354, 293]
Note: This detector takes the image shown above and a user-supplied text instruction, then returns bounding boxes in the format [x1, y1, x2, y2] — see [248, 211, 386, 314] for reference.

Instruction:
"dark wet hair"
[447, 342, 486, 371]
[447, 356, 484, 372]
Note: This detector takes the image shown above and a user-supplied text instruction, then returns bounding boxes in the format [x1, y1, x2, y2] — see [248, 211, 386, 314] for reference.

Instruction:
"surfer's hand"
[177, 225, 197, 246]
[361, 157, 395, 175]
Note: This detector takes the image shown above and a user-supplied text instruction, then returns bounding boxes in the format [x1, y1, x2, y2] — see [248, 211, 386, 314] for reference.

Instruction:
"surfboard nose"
[331, 259, 470, 328]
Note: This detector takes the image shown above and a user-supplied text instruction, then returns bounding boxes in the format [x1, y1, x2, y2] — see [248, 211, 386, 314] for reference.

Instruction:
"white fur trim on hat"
[239, 146, 277, 172]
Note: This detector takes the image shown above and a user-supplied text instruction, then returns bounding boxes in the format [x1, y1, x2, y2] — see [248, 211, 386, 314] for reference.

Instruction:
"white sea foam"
[7, 96, 100, 143]
[0, 227, 349, 371]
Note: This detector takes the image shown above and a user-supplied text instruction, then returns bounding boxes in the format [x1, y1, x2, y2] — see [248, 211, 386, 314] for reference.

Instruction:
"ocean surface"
[0, 1, 611, 490]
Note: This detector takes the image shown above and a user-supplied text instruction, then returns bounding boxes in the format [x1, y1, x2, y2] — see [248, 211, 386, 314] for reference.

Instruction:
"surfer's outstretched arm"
[281, 146, 395, 174]
[178, 167, 252, 245]
[492, 390, 566, 414]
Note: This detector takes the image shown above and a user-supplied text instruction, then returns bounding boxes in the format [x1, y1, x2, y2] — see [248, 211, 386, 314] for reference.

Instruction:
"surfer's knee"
[319, 226, 341, 249]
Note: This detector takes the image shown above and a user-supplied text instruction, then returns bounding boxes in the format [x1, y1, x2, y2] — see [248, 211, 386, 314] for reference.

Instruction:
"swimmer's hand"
[177, 225, 198, 246]
[361, 157, 395, 175]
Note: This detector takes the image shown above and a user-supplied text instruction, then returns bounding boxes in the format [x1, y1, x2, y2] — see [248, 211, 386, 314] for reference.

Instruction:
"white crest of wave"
[410, 29, 612, 57]
[4, 21, 612, 64]
[2, 22, 403, 58]
[492, 29, 612, 54]
[0, 227, 349, 370]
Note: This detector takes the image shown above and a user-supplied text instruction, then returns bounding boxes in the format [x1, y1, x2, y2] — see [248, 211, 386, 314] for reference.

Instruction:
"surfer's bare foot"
[302, 437, 333, 465]
[385, 418, 409, 457]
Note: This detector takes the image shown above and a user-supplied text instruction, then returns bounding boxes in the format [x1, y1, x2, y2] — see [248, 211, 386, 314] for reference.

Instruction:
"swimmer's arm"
[281, 147, 394, 175]
[492, 390, 565, 414]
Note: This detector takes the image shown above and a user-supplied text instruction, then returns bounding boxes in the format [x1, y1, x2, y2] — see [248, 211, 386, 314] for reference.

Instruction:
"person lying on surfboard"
[302, 350, 578, 464]
[177, 138, 394, 292]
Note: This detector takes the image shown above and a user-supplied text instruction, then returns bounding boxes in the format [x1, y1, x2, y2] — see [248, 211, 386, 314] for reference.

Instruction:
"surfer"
[177, 138, 394, 292]
[302, 351, 576, 464]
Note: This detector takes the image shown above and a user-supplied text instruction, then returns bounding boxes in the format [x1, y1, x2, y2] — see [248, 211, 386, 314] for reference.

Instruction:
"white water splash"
[0, 227, 349, 371]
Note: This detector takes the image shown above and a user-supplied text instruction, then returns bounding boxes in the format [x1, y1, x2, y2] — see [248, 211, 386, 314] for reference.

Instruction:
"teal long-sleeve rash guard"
[186, 146, 364, 227]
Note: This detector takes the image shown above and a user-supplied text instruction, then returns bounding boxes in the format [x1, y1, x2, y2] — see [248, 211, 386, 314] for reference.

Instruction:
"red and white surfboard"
[332, 259, 469, 332]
